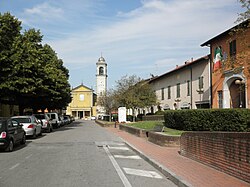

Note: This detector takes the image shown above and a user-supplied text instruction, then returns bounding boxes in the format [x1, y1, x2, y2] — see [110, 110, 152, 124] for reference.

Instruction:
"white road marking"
[25, 154, 33, 159]
[103, 146, 132, 187]
[123, 168, 163, 179]
[108, 146, 130, 151]
[95, 141, 125, 147]
[9, 163, 20, 170]
[114, 155, 141, 160]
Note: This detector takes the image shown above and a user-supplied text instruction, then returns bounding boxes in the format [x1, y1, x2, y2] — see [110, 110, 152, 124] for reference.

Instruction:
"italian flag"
[214, 46, 222, 71]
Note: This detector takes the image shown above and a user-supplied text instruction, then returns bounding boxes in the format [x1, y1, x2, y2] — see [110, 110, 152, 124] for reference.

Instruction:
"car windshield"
[34, 115, 45, 119]
[13, 118, 31, 123]
[50, 114, 56, 119]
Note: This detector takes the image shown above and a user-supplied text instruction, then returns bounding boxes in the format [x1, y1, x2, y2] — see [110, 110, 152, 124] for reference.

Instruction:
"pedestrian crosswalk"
[114, 155, 141, 160]
[123, 168, 163, 179]
[97, 141, 164, 181]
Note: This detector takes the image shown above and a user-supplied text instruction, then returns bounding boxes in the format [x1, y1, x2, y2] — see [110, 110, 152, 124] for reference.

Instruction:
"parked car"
[11, 116, 42, 138]
[0, 117, 26, 152]
[65, 115, 74, 123]
[33, 113, 53, 133]
[59, 116, 65, 126]
[63, 116, 70, 125]
[46, 113, 62, 128]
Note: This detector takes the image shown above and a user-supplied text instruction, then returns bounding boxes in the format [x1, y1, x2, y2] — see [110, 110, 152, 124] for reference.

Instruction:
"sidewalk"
[105, 125, 250, 187]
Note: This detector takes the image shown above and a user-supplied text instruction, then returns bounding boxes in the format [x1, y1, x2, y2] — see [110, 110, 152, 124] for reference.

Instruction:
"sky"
[0, 0, 244, 91]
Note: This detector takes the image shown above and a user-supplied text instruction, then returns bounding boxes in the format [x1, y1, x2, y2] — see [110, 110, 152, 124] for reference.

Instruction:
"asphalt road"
[0, 120, 177, 187]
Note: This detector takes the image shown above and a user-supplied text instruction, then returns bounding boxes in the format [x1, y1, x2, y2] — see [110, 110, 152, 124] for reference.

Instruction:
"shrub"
[164, 109, 250, 132]
[126, 115, 133, 122]
[136, 114, 144, 121]
[155, 110, 165, 115]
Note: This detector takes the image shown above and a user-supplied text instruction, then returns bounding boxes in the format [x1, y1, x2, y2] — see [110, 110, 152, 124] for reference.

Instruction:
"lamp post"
[196, 88, 204, 109]
[235, 79, 245, 108]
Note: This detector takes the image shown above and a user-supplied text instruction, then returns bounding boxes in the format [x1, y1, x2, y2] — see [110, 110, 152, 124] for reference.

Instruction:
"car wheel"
[21, 134, 26, 145]
[39, 129, 43, 136]
[33, 130, 37, 139]
[6, 139, 14, 152]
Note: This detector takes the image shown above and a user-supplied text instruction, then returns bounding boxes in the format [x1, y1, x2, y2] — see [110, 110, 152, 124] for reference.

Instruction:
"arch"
[223, 74, 246, 108]
[99, 67, 104, 75]
[180, 102, 190, 109]
[163, 104, 170, 110]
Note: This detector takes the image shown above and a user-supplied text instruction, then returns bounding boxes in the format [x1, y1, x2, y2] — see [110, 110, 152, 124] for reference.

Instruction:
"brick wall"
[119, 124, 147, 138]
[119, 124, 180, 146]
[148, 132, 180, 147]
[180, 132, 250, 183]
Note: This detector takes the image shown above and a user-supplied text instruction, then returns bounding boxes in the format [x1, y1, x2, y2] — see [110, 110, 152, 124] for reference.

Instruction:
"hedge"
[164, 109, 250, 132]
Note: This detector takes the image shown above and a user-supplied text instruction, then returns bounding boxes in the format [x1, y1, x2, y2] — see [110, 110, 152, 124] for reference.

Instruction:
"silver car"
[11, 116, 42, 138]
[33, 113, 53, 133]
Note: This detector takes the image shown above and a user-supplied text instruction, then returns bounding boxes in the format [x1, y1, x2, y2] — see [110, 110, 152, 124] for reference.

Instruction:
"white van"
[46, 113, 62, 128]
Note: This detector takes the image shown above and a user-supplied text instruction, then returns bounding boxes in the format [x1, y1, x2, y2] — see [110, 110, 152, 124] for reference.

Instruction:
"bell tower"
[96, 56, 107, 97]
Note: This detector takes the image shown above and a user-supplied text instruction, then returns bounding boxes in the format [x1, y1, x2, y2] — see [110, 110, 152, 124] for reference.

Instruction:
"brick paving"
[105, 125, 250, 187]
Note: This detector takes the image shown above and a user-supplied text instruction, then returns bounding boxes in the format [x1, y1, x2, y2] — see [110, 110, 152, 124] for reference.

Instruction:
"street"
[0, 120, 176, 187]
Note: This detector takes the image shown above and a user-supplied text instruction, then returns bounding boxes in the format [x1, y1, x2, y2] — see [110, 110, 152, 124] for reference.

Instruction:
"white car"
[11, 116, 42, 138]
[33, 113, 53, 133]
[46, 113, 62, 128]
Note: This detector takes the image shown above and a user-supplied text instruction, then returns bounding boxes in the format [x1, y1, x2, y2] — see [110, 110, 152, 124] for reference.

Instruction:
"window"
[99, 67, 104, 75]
[161, 88, 164, 100]
[198, 76, 204, 89]
[80, 94, 84, 101]
[176, 83, 180, 98]
[218, 91, 223, 108]
[187, 80, 190, 96]
[229, 40, 236, 57]
[168, 86, 171, 99]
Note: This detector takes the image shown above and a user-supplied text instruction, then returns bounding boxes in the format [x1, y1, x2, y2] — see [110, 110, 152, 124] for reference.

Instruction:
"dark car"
[0, 117, 26, 152]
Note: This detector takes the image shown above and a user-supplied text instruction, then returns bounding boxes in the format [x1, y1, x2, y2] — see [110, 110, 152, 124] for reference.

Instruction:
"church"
[66, 56, 107, 119]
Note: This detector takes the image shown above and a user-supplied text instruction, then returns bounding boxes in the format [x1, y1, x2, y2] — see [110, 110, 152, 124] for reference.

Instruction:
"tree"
[228, 1, 250, 74]
[97, 89, 119, 121]
[0, 12, 72, 114]
[114, 75, 157, 121]
[236, 0, 250, 23]
[0, 12, 22, 102]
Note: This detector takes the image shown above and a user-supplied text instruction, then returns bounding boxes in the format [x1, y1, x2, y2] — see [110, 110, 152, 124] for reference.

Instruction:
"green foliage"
[0, 12, 71, 112]
[127, 121, 161, 130]
[113, 75, 157, 121]
[127, 121, 184, 135]
[164, 109, 250, 132]
[97, 89, 119, 117]
[126, 115, 133, 122]
[155, 110, 165, 115]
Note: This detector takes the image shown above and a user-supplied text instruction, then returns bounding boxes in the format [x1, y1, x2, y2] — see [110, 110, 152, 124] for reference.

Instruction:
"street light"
[235, 79, 245, 108]
[196, 88, 204, 109]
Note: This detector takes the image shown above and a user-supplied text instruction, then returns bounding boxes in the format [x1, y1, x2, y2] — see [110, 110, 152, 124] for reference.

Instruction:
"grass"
[127, 121, 161, 130]
[127, 121, 185, 136]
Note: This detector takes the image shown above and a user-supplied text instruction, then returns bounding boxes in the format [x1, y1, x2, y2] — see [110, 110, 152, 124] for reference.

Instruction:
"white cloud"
[24, 2, 64, 21]
[45, 0, 240, 88]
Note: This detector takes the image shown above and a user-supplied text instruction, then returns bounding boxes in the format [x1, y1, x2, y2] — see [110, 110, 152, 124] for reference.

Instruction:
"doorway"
[229, 79, 246, 108]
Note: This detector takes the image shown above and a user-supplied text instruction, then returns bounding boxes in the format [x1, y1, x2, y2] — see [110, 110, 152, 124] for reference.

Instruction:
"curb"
[121, 138, 193, 187]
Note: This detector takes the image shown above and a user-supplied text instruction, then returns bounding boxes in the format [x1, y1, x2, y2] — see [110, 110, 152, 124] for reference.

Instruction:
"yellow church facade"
[66, 84, 97, 119]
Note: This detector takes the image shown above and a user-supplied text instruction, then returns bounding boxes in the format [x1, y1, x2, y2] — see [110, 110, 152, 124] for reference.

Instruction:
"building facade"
[201, 20, 250, 108]
[149, 55, 211, 111]
[96, 56, 107, 96]
[96, 56, 108, 117]
[66, 84, 96, 119]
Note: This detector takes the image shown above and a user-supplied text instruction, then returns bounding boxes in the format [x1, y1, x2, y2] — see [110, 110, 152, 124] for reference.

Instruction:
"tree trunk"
[19, 105, 24, 115]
